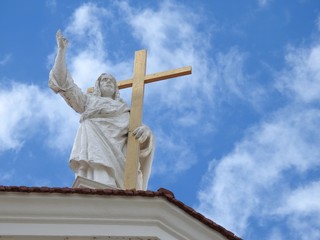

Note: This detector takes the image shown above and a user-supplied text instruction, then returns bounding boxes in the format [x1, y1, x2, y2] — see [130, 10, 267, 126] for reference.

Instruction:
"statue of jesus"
[49, 30, 154, 190]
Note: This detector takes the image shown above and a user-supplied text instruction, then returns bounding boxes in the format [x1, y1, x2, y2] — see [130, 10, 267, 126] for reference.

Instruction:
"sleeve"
[49, 70, 87, 113]
[139, 130, 155, 190]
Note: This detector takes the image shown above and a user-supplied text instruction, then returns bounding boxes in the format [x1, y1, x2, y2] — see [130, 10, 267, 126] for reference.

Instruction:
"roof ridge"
[0, 185, 241, 240]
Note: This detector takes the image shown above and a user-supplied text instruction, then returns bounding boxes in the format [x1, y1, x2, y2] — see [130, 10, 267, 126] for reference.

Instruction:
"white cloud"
[197, 24, 320, 239]
[276, 43, 320, 103]
[0, 81, 78, 153]
[152, 129, 197, 176]
[119, 1, 266, 115]
[64, 3, 110, 89]
[0, 83, 41, 151]
[61, 3, 133, 93]
[118, 1, 215, 104]
[216, 49, 248, 98]
[40, 91, 79, 151]
[279, 181, 320, 215]
[216, 48, 266, 108]
[197, 107, 320, 236]
[65, 3, 109, 42]
[275, 181, 320, 240]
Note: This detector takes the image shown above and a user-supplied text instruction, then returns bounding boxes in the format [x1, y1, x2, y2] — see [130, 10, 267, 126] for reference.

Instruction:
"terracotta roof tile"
[0, 186, 241, 240]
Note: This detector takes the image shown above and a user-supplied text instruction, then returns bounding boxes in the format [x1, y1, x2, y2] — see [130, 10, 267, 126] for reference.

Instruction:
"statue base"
[72, 176, 120, 190]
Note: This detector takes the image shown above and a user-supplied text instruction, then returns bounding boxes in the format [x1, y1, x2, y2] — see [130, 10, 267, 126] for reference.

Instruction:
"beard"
[101, 86, 115, 98]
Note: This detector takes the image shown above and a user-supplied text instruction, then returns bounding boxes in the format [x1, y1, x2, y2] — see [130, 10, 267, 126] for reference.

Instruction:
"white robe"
[49, 70, 154, 190]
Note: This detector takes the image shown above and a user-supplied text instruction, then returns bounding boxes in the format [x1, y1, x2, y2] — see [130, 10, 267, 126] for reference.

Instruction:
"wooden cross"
[89, 49, 192, 189]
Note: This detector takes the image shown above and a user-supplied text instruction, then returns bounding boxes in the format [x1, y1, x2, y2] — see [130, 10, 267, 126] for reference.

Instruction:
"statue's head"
[93, 73, 121, 101]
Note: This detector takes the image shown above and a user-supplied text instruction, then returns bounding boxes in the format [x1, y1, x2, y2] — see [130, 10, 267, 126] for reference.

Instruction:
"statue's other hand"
[56, 29, 68, 50]
[132, 125, 151, 143]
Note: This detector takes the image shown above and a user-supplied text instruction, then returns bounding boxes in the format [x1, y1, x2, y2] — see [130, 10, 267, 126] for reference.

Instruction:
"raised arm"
[52, 30, 68, 84]
[49, 30, 86, 113]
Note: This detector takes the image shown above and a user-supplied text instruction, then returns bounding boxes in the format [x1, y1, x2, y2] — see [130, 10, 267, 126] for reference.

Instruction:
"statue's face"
[100, 76, 115, 98]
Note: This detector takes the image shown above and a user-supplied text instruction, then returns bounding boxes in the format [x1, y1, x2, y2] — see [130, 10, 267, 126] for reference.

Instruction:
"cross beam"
[117, 66, 192, 89]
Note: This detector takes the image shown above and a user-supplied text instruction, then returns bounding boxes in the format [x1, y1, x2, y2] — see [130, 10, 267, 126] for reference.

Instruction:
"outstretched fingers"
[56, 30, 68, 49]
[56, 29, 62, 38]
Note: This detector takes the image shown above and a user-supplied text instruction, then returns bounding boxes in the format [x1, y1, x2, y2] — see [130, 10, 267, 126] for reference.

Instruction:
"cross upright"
[89, 49, 192, 189]
[120, 49, 192, 189]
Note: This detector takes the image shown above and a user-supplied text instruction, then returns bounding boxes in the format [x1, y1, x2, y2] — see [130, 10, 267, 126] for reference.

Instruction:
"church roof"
[0, 185, 241, 240]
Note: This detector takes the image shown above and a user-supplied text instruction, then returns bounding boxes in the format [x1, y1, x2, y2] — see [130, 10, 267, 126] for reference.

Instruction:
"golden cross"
[89, 49, 192, 189]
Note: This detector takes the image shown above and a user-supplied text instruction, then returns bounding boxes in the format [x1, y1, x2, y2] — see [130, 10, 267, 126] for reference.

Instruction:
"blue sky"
[1, 0, 320, 239]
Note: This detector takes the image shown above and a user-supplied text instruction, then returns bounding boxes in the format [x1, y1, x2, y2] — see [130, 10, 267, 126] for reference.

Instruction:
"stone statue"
[49, 30, 154, 190]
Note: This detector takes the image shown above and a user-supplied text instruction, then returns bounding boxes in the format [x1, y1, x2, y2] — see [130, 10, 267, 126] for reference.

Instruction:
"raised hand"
[51, 30, 69, 93]
[132, 125, 151, 143]
[56, 30, 68, 50]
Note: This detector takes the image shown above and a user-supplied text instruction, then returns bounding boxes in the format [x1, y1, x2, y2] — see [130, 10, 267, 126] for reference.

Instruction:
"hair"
[92, 73, 124, 102]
